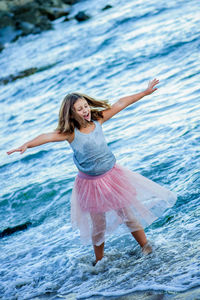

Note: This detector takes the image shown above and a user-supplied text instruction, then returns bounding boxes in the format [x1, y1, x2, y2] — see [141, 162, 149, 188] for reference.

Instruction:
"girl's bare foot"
[142, 242, 152, 255]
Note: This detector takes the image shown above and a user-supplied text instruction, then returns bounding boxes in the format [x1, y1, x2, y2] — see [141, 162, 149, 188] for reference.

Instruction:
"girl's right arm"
[7, 131, 69, 155]
[100, 79, 159, 123]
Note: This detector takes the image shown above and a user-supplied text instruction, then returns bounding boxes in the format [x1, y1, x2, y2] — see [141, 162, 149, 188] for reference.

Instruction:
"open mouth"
[83, 113, 90, 120]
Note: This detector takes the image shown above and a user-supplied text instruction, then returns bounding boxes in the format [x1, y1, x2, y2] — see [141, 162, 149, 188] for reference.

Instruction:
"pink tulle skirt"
[71, 164, 177, 246]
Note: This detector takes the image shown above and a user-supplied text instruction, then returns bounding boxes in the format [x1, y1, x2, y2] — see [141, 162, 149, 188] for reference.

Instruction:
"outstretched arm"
[101, 79, 159, 123]
[7, 131, 68, 155]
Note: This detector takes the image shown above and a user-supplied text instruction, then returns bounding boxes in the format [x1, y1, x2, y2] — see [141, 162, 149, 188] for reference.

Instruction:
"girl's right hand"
[7, 145, 27, 155]
[144, 78, 159, 95]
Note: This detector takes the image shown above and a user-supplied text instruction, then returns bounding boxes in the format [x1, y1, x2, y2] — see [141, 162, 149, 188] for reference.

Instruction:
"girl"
[7, 79, 177, 264]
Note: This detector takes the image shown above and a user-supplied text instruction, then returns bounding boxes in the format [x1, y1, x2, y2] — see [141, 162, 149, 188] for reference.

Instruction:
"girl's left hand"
[7, 145, 27, 155]
[145, 78, 159, 95]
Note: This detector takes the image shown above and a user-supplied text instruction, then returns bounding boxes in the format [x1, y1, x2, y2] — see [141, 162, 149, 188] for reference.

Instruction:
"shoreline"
[0, 0, 92, 51]
[0, 0, 112, 52]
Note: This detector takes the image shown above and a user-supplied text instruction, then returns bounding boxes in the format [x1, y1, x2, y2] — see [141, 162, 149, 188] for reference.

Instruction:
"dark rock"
[15, 21, 35, 35]
[0, 11, 15, 28]
[0, 221, 32, 238]
[102, 4, 112, 11]
[0, 0, 79, 49]
[12, 3, 43, 24]
[63, 16, 70, 22]
[0, 42, 4, 52]
[0, 67, 38, 85]
[0, 64, 57, 85]
[12, 3, 52, 33]
[35, 0, 77, 8]
[39, 5, 70, 21]
[62, 0, 79, 4]
[31, 26, 42, 34]
[36, 15, 52, 31]
[35, 0, 63, 7]
[11, 2, 39, 15]
[75, 11, 90, 22]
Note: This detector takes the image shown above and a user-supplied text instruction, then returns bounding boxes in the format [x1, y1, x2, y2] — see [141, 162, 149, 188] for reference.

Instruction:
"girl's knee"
[126, 220, 143, 231]
[90, 212, 106, 245]
[117, 207, 143, 231]
[90, 212, 106, 231]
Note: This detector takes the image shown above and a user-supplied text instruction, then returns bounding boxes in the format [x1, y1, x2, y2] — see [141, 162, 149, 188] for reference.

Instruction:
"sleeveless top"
[70, 121, 116, 176]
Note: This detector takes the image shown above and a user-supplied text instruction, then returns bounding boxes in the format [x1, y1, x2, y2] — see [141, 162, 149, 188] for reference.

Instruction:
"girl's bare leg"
[131, 229, 147, 247]
[90, 212, 106, 263]
[117, 208, 152, 254]
[93, 242, 104, 264]
[131, 229, 152, 254]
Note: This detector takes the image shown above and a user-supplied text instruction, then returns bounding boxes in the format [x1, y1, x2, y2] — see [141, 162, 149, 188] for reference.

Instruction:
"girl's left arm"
[101, 79, 159, 123]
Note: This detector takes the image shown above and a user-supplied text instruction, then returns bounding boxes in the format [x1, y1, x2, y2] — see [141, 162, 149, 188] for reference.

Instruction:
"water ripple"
[0, 0, 200, 299]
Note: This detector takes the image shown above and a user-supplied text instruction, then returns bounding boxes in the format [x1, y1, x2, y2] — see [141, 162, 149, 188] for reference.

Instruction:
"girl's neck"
[79, 121, 95, 134]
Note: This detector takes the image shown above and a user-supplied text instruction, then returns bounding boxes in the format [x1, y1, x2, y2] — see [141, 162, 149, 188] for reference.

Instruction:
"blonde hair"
[56, 93, 110, 134]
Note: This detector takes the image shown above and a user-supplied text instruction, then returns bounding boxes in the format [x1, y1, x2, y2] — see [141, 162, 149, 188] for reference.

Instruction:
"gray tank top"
[70, 121, 116, 176]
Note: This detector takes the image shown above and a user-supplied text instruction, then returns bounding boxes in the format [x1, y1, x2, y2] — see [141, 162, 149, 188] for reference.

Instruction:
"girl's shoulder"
[67, 130, 75, 144]
[94, 118, 103, 125]
[53, 130, 75, 144]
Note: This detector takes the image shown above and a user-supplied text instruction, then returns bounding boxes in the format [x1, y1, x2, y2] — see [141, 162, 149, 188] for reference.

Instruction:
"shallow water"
[0, 0, 200, 299]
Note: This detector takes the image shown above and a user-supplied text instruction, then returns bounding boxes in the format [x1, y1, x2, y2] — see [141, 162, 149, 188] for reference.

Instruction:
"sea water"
[0, 0, 199, 299]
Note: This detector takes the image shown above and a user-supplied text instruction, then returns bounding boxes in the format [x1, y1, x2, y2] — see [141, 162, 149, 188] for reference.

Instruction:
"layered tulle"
[71, 164, 177, 246]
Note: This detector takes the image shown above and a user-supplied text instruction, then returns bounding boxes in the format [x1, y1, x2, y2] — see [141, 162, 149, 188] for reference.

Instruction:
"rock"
[102, 4, 112, 11]
[0, 0, 80, 48]
[11, 3, 42, 24]
[0, 42, 4, 52]
[62, 0, 79, 4]
[15, 20, 35, 35]
[0, 25, 21, 44]
[35, 15, 52, 31]
[63, 16, 70, 22]
[0, 11, 15, 28]
[0, 64, 58, 84]
[0, 221, 32, 238]
[11, 3, 52, 32]
[35, 0, 70, 8]
[75, 11, 90, 22]
[0, 67, 38, 85]
[39, 5, 71, 21]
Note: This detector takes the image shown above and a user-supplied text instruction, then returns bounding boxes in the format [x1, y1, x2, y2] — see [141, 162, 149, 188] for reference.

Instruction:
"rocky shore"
[0, 0, 113, 85]
[0, 0, 99, 51]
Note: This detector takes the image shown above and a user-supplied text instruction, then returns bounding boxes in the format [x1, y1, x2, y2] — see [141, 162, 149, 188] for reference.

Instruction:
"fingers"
[7, 149, 15, 155]
[149, 78, 159, 87]
[154, 79, 159, 85]
[145, 79, 159, 95]
[147, 79, 159, 92]
[7, 147, 26, 155]
[153, 79, 159, 85]
[7, 148, 20, 155]
[21, 147, 27, 154]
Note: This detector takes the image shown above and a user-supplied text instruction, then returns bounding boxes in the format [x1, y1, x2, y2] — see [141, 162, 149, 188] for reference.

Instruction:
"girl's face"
[74, 98, 91, 121]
